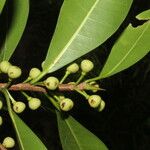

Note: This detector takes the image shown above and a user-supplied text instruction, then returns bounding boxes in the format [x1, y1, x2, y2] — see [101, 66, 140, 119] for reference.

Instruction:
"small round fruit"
[28, 98, 41, 110]
[13, 101, 26, 113]
[29, 68, 41, 79]
[88, 95, 102, 108]
[44, 76, 59, 90]
[81, 59, 94, 73]
[98, 100, 105, 112]
[0, 61, 11, 73]
[67, 63, 79, 73]
[2, 137, 15, 148]
[0, 116, 3, 126]
[8, 66, 22, 79]
[0, 100, 3, 110]
[60, 98, 74, 111]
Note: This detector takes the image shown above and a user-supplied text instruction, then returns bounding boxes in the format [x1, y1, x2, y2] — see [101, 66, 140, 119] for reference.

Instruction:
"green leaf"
[11, 112, 47, 150]
[136, 9, 150, 20]
[98, 11, 150, 79]
[0, 0, 29, 61]
[42, 0, 133, 73]
[0, 0, 6, 14]
[57, 112, 108, 150]
[3, 90, 47, 150]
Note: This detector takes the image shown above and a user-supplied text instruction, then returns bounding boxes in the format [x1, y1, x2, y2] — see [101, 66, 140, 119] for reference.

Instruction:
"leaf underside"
[57, 112, 108, 150]
[42, 0, 133, 73]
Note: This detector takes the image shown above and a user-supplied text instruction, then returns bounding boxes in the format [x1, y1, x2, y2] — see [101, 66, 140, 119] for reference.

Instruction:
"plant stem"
[0, 83, 47, 93]
[5, 90, 16, 104]
[0, 82, 91, 92]
[33, 82, 44, 86]
[76, 72, 86, 85]
[75, 89, 89, 99]
[44, 93, 60, 111]
[21, 91, 28, 98]
[21, 91, 31, 101]
[0, 144, 7, 150]
[23, 77, 31, 83]
[4, 78, 12, 89]
[1, 89, 13, 113]
[30, 71, 47, 84]
[85, 76, 101, 83]
[53, 95, 61, 102]
[60, 71, 70, 84]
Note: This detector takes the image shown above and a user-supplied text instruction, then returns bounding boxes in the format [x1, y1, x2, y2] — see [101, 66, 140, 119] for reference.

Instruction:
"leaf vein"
[104, 22, 149, 77]
[47, 0, 100, 72]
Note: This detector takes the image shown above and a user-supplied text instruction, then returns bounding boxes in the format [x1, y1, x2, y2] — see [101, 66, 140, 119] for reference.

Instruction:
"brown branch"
[0, 144, 7, 150]
[0, 82, 87, 93]
[58, 83, 86, 91]
[0, 83, 47, 93]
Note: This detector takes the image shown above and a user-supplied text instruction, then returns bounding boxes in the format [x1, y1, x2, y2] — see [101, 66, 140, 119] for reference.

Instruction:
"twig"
[0, 144, 7, 150]
[0, 82, 87, 93]
[0, 83, 47, 93]
[58, 82, 86, 91]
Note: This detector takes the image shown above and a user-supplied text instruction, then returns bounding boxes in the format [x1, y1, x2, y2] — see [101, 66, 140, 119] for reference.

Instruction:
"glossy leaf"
[3, 90, 47, 150]
[42, 0, 133, 74]
[136, 9, 150, 20]
[57, 112, 108, 150]
[0, 0, 6, 14]
[99, 11, 150, 79]
[0, 0, 29, 61]
[11, 112, 47, 150]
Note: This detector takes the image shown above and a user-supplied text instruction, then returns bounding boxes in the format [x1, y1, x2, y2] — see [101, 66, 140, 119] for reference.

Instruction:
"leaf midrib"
[10, 112, 25, 150]
[66, 119, 83, 150]
[102, 22, 150, 77]
[46, 0, 100, 72]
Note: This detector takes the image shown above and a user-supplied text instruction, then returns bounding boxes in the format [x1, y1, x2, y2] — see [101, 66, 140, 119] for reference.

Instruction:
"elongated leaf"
[136, 9, 150, 20]
[3, 90, 47, 150]
[99, 11, 150, 79]
[0, 0, 6, 14]
[42, 0, 133, 73]
[11, 112, 47, 150]
[0, 0, 29, 61]
[57, 112, 108, 150]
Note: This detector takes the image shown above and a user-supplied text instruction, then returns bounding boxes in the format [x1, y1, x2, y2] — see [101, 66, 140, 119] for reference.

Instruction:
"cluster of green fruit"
[43, 59, 105, 112]
[0, 61, 41, 113]
[0, 60, 105, 113]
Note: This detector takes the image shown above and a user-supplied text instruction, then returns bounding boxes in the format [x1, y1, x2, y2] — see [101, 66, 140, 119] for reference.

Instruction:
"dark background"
[0, 0, 150, 150]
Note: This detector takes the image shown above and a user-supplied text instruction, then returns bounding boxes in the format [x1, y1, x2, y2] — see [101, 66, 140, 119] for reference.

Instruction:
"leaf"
[3, 90, 48, 150]
[0, 0, 6, 14]
[0, 0, 29, 61]
[136, 9, 150, 20]
[98, 11, 150, 79]
[42, 0, 133, 73]
[10, 112, 47, 150]
[57, 112, 108, 150]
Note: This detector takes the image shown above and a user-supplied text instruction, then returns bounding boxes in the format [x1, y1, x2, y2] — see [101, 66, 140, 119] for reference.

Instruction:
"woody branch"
[0, 82, 88, 93]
